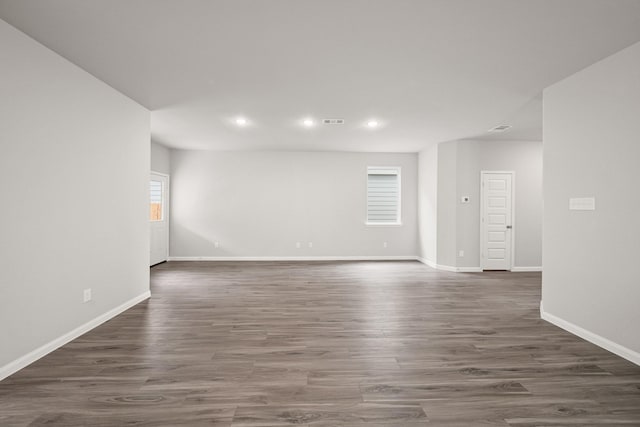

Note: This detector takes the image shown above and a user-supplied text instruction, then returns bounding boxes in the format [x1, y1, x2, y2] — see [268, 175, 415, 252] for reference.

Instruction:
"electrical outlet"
[83, 288, 92, 303]
[296, 242, 301, 249]
[458, 250, 464, 257]
[308, 242, 313, 248]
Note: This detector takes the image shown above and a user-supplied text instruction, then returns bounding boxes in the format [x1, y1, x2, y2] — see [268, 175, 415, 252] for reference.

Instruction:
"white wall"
[418, 139, 542, 271]
[542, 41, 640, 363]
[0, 20, 150, 377]
[456, 139, 543, 269]
[435, 142, 458, 267]
[417, 144, 438, 264]
[151, 140, 171, 175]
[170, 150, 418, 259]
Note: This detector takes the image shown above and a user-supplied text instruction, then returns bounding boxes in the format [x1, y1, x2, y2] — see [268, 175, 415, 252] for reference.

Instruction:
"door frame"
[480, 170, 515, 271]
[150, 171, 170, 266]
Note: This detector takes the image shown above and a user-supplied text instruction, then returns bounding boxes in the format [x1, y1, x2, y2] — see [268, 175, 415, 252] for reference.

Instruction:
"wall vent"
[323, 119, 345, 125]
[489, 124, 512, 132]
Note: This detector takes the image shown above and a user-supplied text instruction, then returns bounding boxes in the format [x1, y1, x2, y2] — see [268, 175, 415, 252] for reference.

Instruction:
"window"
[150, 180, 163, 221]
[367, 166, 401, 225]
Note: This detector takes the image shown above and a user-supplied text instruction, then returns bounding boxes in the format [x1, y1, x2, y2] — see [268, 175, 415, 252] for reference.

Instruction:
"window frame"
[149, 178, 165, 222]
[365, 166, 402, 226]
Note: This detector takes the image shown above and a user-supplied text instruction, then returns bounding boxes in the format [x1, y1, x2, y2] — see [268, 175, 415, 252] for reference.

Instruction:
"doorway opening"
[150, 172, 169, 266]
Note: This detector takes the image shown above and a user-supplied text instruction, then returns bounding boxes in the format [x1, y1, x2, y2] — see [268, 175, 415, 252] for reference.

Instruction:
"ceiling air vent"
[489, 124, 512, 132]
[323, 119, 345, 125]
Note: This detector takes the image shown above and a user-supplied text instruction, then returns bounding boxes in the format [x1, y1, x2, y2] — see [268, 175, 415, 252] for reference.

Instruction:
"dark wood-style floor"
[1, 261, 639, 426]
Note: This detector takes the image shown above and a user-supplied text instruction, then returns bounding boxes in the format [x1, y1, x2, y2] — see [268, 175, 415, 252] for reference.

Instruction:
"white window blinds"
[367, 167, 401, 224]
[150, 180, 163, 221]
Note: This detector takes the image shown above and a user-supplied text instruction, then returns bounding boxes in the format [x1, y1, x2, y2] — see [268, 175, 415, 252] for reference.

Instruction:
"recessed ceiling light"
[367, 120, 379, 128]
[303, 118, 315, 127]
[235, 117, 248, 126]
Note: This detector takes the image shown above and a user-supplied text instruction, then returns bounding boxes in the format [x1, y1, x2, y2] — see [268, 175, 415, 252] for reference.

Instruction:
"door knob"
[506, 225, 512, 229]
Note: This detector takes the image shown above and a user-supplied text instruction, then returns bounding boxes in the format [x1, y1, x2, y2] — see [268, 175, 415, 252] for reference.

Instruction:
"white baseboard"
[414, 258, 541, 274]
[511, 266, 543, 272]
[417, 257, 439, 270]
[168, 256, 419, 262]
[540, 301, 640, 366]
[457, 266, 483, 273]
[0, 290, 151, 381]
[416, 257, 482, 273]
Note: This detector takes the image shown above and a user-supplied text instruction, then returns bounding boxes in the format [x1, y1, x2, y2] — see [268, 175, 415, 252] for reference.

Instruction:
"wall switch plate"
[569, 197, 596, 211]
[461, 196, 470, 203]
[383, 242, 388, 248]
[308, 242, 313, 248]
[214, 241, 219, 248]
[458, 250, 464, 257]
[83, 289, 92, 303]
[296, 242, 301, 248]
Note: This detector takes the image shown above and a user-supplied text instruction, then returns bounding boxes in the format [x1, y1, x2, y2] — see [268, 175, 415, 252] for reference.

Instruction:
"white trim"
[480, 170, 515, 271]
[511, 266, 543, 272]
[457, 266, 483, 273]
[425, 261, 458, 272]
[540, 302, 640, 367]
[168, 256, 419, 262]
[433, 264, 458, 272]
[150, 170, 170, 178]
[420, 262, 541, 273]
[0, 291, 151, 381]
[417, 257, 438, 269]
[417, 257, 482, 273]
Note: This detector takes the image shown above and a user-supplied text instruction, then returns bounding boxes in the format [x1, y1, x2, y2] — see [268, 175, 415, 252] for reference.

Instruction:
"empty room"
[1, 1, 640, 425]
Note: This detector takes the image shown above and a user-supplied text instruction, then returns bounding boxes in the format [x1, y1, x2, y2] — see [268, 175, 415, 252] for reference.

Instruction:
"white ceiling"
[2, 1, 640, 152]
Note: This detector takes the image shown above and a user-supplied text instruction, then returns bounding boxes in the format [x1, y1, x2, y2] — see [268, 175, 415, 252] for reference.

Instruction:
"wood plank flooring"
[1, 261, 639, 426]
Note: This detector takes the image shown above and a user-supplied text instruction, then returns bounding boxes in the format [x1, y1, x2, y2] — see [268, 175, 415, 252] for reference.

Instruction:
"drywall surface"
[419, 139, 542, 270]
[543, 40, 640, 357]
[455, 139, 542, 269]
[435, 142, 458, 267]
[170, 151, 418, 258]
[151, 140, 171, 175]
[454, 140, 481, 269]
[417, 144, 438, 263]
[0, 20, 150, 371]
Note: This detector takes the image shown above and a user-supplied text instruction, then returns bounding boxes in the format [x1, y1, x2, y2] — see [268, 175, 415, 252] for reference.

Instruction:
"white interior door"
[150, 172, 169, 266]
[481, 172, 513, 271]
